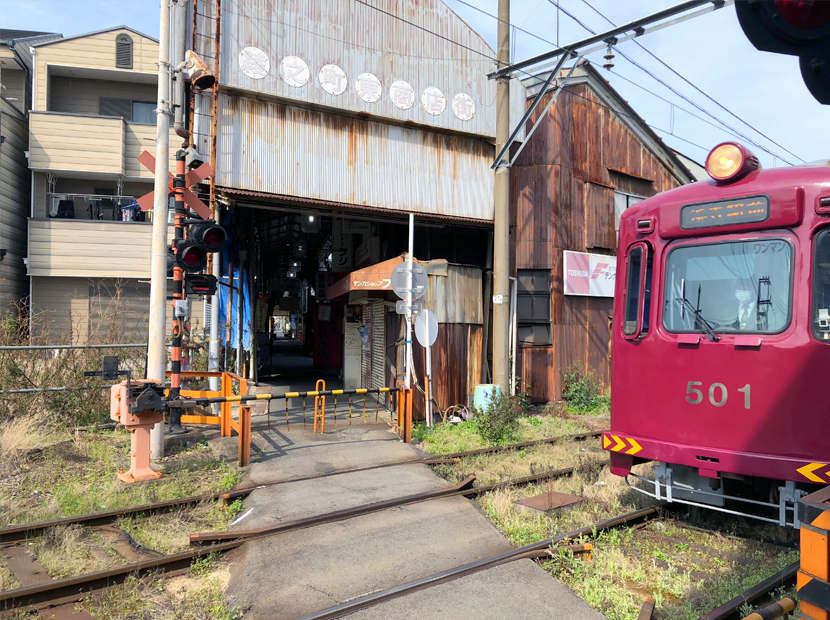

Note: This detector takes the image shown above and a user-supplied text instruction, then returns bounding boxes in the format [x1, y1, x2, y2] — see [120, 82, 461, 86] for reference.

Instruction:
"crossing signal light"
[190, 221, 227, 253]
[736, 0, 830, 103]
[173, 220, 226, 274]
[175, 241, 208, 273]
[185, 274, 217, 296]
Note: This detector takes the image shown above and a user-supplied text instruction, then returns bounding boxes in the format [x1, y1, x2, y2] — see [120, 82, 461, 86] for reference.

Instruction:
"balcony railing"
[47, 192, 146, 222]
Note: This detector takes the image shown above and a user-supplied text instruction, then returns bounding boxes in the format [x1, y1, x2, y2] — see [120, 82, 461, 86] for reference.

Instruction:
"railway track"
[0, 430, 606, 614]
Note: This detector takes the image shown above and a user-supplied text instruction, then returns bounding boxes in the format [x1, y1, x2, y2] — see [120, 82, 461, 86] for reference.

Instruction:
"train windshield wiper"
[676, 297, 721, 342]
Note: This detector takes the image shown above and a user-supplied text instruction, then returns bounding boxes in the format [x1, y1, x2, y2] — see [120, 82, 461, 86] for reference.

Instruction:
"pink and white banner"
[563, 251, 616, 297]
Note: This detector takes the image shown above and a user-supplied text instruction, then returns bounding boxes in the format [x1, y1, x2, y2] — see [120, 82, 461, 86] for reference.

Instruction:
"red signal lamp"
[705, 142, 761, 184]
[175, 241, 208, 273]
[190, 221, 227, 253]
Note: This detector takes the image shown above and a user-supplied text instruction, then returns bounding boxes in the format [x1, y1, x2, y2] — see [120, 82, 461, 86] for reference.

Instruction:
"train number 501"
[686, 381, 750, 409]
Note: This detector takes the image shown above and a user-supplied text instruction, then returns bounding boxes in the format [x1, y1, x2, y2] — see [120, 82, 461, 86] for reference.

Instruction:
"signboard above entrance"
[563, 251, 616, 298]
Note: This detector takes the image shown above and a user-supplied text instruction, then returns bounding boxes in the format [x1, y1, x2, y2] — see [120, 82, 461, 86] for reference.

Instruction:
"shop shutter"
[371, 301, 385, 389]
[361, 308, 372, 388]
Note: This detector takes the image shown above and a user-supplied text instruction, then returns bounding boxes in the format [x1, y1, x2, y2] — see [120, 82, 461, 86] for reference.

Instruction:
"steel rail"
[0, 539, 247, 610]
[190, 466, 585, 545]
[0, 464, 604, 611]
[437, 430, 602, 459]
[0, 431, 603, 546]
[293, 507, 660, 620]
[698, 561, 799, 620]
[1, 498, 650, 613]
[0, 488, 252, 543]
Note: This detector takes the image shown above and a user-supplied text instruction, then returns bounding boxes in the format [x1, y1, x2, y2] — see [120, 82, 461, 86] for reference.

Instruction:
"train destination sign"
[680, 195, 769, 230]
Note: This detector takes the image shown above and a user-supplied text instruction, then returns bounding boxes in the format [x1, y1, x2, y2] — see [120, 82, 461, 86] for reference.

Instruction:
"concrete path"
[224, 421, 606, 620]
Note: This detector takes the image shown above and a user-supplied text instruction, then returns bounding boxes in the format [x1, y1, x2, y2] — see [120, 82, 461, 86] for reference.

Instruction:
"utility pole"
[492, 0, 511, 393]
[148, 0, 171, 459]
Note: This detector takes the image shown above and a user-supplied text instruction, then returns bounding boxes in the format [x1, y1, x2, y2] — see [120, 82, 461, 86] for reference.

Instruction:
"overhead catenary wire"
[577, 0, 804, 164]
[454, 0, 796, 164]
[545, 0, 800, 165]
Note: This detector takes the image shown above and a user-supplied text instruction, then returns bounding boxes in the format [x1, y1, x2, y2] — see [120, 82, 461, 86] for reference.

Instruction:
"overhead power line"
[577, 0, 804, 163]
[546, 0, 798, 165]
[455, 0, 794, 163]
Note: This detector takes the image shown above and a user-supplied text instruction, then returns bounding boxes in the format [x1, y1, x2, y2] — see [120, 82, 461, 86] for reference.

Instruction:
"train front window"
[812, 230, 830, 341]
[663, 238, 792, 335]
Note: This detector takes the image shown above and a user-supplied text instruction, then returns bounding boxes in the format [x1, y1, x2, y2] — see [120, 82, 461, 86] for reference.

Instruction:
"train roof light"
[705, 142, 760, 184]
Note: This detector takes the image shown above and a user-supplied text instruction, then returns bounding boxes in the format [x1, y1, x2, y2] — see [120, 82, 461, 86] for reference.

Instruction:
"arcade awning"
[327, 256, 410, 300]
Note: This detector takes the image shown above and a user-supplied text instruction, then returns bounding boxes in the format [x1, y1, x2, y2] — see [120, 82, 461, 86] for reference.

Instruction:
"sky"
[4, 0, 829, 170]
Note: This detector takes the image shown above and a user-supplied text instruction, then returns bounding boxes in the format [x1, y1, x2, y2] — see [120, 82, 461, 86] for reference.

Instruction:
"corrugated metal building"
[188, 0, 526, 403]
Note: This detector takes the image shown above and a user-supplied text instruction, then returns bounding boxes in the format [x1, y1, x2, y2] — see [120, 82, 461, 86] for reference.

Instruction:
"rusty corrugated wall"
[511, 65, 693, 403]
[216, 93, 496, 220]
[194, 0, 526, 140]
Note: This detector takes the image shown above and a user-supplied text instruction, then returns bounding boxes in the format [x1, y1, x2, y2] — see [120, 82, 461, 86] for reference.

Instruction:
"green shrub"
[561, 363, 607, 413]
[471, 393, 522, 445]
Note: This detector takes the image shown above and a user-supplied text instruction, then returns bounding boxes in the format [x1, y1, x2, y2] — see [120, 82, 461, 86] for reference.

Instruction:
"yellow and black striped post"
[798, 486, 830, 620]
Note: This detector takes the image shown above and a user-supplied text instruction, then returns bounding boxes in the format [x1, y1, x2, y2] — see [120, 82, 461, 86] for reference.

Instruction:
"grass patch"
[414, 413, 598, 455]
[85, 566, 243, 620]
[0, 428, 242, 529]
[0, 560, 18, 590]
[451, 445, 800, 620]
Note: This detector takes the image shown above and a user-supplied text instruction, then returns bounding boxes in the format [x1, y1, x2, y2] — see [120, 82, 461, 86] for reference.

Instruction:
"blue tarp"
[218, 248, 253, 351]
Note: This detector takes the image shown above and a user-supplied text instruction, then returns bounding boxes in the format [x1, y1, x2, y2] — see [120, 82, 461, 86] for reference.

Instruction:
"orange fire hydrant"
[110, 380, 165, 483]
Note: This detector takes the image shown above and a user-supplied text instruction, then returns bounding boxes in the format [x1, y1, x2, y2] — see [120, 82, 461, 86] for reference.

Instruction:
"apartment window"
[516, 270, 552, 346]
[99, 97, 155, 124]
[116, 34, 133, 69]
[132, 101, 155, 124]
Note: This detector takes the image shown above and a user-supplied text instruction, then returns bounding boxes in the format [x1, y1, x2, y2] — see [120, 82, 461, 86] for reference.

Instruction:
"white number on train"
[685, 382, 750, 409]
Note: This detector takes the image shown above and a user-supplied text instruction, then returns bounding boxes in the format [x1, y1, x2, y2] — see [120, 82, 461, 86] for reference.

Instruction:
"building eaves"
[31, 25, 157, 47]
[0, 29, 56, 43]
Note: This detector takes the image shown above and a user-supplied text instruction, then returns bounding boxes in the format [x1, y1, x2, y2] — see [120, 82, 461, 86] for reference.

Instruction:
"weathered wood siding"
[0, 99, 30, 310]
[511, 81, 685, 403]
[34, 29, 158, 111]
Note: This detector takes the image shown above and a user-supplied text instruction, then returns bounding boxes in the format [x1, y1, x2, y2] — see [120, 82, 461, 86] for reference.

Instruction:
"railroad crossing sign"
[391, 262, 428, 301]
[136, 151, 213, 219]
[414, 309, 438, 347]
[396, 300, 422, 315]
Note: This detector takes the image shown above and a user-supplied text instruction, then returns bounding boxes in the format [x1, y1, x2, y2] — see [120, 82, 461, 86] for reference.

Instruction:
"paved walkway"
[224, 418, 607, 619]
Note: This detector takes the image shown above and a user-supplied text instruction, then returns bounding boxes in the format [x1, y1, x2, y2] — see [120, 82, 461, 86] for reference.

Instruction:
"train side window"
[812, 229, 830, 341]
[624, 245, 645, 337]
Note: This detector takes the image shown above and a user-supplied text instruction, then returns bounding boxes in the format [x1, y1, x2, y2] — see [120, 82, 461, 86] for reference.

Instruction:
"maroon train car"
[606, 142, 830, 527]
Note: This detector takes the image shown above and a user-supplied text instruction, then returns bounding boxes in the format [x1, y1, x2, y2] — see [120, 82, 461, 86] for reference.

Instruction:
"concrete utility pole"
[492, 0, 511, 392]
[148, 0, 172, 459]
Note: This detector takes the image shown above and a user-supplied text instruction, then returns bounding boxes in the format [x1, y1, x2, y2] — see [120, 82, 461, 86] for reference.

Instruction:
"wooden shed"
[511, 61, 696, 403]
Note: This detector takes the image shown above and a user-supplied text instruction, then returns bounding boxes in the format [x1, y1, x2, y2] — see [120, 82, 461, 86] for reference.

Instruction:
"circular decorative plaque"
[239, 46, 269, 79]
[389, 80, 415, 110]
[279, 55, 310, 87]
[452, 93, 476, 121]
[318, 64, 348, 95]
[421, 86, 446, 115]
[356, 72, 382, 103]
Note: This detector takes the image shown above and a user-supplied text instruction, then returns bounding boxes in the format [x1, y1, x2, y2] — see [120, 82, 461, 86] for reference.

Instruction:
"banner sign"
[563, 251, 616, 297]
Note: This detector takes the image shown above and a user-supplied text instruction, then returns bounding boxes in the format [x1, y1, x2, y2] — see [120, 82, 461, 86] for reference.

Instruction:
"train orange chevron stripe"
[602, 434, 642, 456]
[797, 462, 829, 483]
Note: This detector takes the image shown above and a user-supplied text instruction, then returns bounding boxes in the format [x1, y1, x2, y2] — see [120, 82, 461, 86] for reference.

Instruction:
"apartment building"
[22, 26, 202, 342]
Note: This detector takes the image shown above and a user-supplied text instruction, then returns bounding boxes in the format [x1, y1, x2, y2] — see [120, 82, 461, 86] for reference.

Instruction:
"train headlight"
[705, 142, 761, 184]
